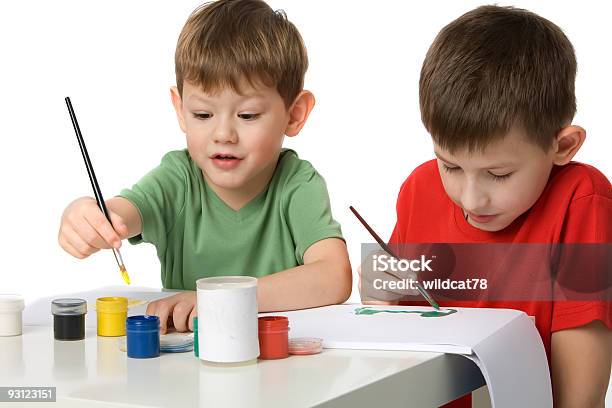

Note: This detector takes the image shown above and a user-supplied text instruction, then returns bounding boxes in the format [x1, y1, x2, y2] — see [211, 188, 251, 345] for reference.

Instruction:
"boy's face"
[434, 128, 556, 232]
[173, 81, 291, 202]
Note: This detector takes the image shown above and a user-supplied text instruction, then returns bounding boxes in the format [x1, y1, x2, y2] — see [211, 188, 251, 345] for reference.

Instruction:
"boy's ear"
[552, 125, 586, 166]
[170, 86, 187, 133]
[285, 90, 315, 137]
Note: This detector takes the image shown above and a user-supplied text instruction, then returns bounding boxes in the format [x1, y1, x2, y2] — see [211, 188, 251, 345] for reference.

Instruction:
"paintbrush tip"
[120, 267, 131, 285]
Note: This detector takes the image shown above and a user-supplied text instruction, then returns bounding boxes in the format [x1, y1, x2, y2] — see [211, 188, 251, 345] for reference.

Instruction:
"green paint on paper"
[354, 307, 457, 318]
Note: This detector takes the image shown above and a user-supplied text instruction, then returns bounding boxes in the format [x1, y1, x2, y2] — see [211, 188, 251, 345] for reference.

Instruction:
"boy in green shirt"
[58, 0, 351, 333]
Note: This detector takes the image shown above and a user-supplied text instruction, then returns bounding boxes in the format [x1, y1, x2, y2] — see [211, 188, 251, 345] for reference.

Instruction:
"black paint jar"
[51, 298, 87, 341]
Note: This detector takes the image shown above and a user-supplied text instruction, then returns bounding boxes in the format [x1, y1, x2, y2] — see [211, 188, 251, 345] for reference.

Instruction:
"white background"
[1, 1, 610, 302]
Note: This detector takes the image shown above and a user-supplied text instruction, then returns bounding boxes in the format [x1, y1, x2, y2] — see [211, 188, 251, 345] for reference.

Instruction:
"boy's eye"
[489, 172, 513, 182]
[442, 164, 461, 173]
[238, 113, 261, 121]
[193, 112, 212, 120]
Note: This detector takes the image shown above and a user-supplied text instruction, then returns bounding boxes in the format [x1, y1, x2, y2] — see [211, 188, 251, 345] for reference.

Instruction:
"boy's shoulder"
[408, 159, 439, 180]
[398, 159, 443, 198]
[271, 149, 334, 210]
[528, 161, 610, 243]
[547, 161, 611, 201]
[393, 159, 451, 221]
[274, 148, 319, 186]
[160, 149, 194, 169]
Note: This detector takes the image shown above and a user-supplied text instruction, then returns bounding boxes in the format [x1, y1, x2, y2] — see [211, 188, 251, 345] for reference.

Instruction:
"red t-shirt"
[389, 160, 611, 408]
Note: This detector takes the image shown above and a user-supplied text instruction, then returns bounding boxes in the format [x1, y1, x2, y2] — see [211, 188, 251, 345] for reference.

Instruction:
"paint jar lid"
[126, 315, 160, 332]
[51, 298, 87, 315]
[96, 297, 128, 313]
[0, 294, 25, 312]
[196, 276, 257, 290]
[288, 337, 323, 355]
[258, 316, 289, 332]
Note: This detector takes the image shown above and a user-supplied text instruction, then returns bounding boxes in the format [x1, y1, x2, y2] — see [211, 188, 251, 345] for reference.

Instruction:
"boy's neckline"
[202, 176, 268, 222]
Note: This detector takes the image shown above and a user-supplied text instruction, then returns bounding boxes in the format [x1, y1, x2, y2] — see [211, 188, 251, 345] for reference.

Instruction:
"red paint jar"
[258, 316, 289, 360]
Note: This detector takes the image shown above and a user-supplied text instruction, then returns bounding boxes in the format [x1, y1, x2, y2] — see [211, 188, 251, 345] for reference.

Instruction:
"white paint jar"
[196, 276, 259, 364]
[0, 294, 25, 336]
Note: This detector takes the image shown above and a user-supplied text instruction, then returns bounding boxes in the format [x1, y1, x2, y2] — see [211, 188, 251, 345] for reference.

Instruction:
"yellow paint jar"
[96, 297, 128, 337]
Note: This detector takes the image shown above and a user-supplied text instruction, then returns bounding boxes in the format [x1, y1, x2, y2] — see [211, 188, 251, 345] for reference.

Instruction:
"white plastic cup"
[196, 276, 259, 364]
[0, 294, 25, 336]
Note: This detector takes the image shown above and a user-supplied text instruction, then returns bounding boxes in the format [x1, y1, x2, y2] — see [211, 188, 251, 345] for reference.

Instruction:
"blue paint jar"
[126, 315, 160, 359]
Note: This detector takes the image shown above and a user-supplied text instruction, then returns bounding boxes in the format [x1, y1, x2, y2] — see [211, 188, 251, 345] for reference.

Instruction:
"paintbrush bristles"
[120, 266, 131, 285]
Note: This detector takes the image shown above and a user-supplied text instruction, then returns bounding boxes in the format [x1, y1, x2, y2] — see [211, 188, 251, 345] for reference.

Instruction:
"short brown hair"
[420, 5, 576, 152]
[175, 0, 308, 107]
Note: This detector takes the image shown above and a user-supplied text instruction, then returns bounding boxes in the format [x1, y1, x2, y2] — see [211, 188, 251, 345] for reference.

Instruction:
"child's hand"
[358, 265, 397, 306]
[358, 250, 420, 303]
[146, 292, 197, 334]
[58, 197, 129, 259]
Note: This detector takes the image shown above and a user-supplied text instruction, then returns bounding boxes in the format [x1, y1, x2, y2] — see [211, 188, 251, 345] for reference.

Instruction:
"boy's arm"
[256, 237, 352, 312]
[107, 197, 142, 239]
[551, 320, 611, 407]
[145, 237, 351, 333]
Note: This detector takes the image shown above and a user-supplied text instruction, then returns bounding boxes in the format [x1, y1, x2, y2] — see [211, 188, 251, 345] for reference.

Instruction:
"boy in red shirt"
[363, 6, 611, 407]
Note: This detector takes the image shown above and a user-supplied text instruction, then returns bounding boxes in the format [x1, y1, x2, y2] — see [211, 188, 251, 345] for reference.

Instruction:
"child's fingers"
[145, 294, 196, 334]
[65, 242, 87, 259]
[58, 232, 88, 259]
[84, 210, 122, 249]
[361, 273, 404, 302]
[379, 270, 421, 296]
[172, 301, 193, 332]
[61, 226, 99, 258]
[109, 212, 129, 239]
[362, 251, 422, 297]
[188, 308, 197, 332]
[151, 301, 173, 335]
[145, 301, 157, 316]
[79, 218, 115, 250]
[362, 268, 421, 299]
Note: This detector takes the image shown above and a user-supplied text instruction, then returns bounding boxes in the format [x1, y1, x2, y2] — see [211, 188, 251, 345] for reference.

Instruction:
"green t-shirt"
[120, 149, 343, 290]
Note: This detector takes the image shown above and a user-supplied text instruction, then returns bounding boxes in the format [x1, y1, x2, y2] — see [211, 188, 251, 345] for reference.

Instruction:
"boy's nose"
[213, 121, 238, 144]
[460, 180, 489, 213]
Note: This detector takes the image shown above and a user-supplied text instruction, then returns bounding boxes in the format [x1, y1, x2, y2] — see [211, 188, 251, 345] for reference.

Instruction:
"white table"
[1, 325, 485, 407]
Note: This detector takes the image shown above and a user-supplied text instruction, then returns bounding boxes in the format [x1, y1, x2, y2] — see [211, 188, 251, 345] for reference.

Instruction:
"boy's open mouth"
[212, 154, 241, 160]
[211, 153, 243, 170]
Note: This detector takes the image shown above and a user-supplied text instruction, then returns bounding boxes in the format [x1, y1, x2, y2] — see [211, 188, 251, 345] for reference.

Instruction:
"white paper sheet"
[22, 286, 181, 328]
[264, 304, 552, 408]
